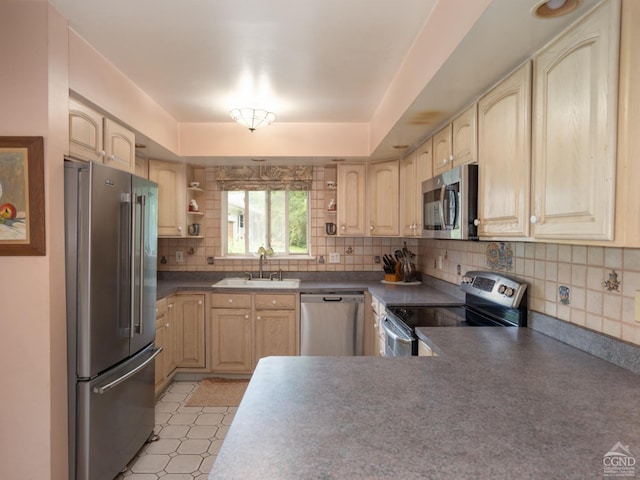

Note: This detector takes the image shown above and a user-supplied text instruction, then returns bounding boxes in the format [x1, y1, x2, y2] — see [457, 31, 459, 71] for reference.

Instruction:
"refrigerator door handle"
[129, 191, 137, 339]
[92, 347, 162, 394]
[137, 195, 146, 334]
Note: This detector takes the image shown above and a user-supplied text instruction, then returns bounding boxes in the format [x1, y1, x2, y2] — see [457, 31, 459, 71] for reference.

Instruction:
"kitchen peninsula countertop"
[208, 328, 640, 480]
[157, 277, 463, 306]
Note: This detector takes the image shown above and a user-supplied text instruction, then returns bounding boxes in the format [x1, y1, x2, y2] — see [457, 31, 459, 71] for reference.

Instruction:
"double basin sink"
[212, 277, 300, 289]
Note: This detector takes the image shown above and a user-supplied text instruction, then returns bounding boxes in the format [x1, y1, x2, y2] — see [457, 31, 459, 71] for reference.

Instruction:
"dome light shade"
[229, 108, 276, 131]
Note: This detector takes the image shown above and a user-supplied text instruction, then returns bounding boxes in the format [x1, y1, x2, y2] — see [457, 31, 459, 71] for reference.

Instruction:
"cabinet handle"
[228, 298, 233, 303]
[168, 304, 173, 308]
[166, 323, 169, 328]
[530, 215, 538, 224]
[272, 300, 277, 305]
[98, 150, 106, 157]
[442, 158, 448, 164]
[198, 300, 203, 305]
[256, 315, 261, 320]
[244, 314, 249, 319]
[341, 225, 346, 231]
[108, 154, 116, 162]
[177, 226, 183, 232]
[370, 225, 374, 231]
[473, 219, 480, 226]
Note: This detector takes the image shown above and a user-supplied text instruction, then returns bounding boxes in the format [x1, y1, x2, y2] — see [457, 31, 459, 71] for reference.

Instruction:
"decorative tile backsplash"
[157, 165, 640, 347]
[419, 239, 640, 346]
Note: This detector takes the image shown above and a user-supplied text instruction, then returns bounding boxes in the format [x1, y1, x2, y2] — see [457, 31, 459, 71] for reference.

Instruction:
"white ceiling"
[50, 0, 601, 163]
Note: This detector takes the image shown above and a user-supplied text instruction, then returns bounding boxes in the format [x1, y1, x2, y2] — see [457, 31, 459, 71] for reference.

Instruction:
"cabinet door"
[478, 62, 532, 237]
[254, 309, 297, 366]
[149, 160, 187, 237]
[154, 313, 167, 392]
[175, 294, 206, 368]
[432, 124, 453, 176]
[531, 0, 620, 241]
[210, 308, 253, 373]
[337, 164, 367, 236]
[166, 298, 178, 375]
[69, 98, 104, 162]
[414, 138, 432, 235]
[452, 103, 477, 167]
[399, 153, 418, 236]
[368, 160, 399, 236]
[103, 118, 136, 173]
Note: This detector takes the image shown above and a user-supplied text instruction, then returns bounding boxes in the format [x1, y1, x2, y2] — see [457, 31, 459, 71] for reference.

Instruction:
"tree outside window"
[225, 190, 308, 255]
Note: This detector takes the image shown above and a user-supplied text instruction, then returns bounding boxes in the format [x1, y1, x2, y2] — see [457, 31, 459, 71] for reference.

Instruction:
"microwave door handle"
[449, 186, 459, 229]
[439, 185, 446, 228]
[442, 186, 458, 229]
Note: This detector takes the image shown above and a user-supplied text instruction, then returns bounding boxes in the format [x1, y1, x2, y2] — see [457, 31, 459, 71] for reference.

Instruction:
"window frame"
[222, 189, 311, 257]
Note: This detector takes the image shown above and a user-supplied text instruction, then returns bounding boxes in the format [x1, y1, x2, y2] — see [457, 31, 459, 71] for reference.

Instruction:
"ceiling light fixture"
[229, 108, 276, 132]
[532, 0, 580, 18]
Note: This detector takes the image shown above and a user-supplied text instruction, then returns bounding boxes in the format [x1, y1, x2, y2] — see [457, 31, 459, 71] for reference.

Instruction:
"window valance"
[215, 165, 313, 191]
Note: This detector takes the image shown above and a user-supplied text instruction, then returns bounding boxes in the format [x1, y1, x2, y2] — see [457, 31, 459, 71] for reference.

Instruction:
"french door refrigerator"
[64, 159, 161, 480]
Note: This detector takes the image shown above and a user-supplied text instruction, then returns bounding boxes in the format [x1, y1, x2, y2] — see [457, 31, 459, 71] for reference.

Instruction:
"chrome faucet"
[259, 253, 266, 279]
[269, 269, 283, 281]
[242, 271, 253, 280]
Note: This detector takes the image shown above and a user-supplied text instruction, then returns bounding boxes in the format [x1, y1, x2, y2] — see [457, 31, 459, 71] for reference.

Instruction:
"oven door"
[381, 316, 415, 356]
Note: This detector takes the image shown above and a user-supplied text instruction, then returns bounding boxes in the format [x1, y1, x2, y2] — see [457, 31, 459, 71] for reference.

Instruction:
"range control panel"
[460, 271, 527, 309]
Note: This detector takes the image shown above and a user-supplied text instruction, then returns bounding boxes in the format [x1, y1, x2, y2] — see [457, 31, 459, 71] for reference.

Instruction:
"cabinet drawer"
[210, 293, 252, 309]
[254, 293, 297, 310]
[156, 298, 167, 317]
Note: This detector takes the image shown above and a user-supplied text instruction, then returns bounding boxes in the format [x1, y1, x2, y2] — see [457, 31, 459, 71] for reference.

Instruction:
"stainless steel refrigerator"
[64, 159, 161, 480]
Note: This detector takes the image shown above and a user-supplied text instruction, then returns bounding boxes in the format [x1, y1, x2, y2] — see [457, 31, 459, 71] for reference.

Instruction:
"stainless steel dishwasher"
[300, 292, 364, 356]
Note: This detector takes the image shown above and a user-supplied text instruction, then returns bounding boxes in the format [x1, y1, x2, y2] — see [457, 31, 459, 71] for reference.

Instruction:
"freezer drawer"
[74, 344, 160, 480]
[300, 293, 364, 356]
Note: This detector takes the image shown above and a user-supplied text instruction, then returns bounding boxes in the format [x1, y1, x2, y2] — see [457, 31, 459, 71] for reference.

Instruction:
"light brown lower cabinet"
[155, 293, 207, 395]
[210, 292, 299, 374]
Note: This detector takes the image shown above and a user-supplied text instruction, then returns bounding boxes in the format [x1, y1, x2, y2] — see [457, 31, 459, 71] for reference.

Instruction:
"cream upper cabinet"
[452, 103, 477, 168]
[103, 118, 136, 173]
[149, 159, 187, 237]
[368, 160, 399, 236]
[432, 124, 453, 176]
[69, 98, 105, 163]
[400, 138, 432, 236]
[337, 164, 367, 236]
[69, 98, 136, 173]
[531, 0, 620, 241]
[477, 62, 532, 238]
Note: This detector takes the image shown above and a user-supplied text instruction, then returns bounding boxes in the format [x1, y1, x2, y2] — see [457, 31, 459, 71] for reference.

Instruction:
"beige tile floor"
[116, 381, 235, 480]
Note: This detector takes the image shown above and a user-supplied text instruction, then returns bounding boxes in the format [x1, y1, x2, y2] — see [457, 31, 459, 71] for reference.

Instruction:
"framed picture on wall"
[0, 136, 45, 255]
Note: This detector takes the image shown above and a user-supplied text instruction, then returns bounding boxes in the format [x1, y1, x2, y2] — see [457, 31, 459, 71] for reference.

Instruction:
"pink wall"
[179, 121, 370, 158]
[68, 29, 181, 155]
[0, 2, 69, 480]
[369, 0, 492, 151]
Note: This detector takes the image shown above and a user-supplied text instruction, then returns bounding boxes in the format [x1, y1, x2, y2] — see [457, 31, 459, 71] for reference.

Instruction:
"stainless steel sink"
[212, 277, 300, 289]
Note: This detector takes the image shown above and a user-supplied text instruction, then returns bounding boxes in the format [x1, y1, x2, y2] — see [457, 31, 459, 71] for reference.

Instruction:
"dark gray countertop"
[157, 277, 463, 307]
[209, 328, 640, 480]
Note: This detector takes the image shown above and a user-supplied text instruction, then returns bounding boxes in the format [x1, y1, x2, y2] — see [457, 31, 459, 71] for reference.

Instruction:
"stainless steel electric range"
[382, 271, 528, 356]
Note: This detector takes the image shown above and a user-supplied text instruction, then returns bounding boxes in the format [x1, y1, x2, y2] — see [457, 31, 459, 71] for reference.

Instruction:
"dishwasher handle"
[300, 293, 364, 304]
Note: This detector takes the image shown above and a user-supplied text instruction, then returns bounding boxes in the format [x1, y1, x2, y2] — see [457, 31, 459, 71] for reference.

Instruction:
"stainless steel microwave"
[421, 164, 478, 240]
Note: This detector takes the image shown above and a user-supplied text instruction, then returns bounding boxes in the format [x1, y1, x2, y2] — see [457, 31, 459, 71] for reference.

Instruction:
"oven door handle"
[381, 317, 412, 344]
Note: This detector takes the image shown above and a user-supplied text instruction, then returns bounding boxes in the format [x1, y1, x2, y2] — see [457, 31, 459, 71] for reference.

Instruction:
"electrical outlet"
[329, 252, 340, 263]
[437, 256, 443, 270]
[176, 251, 184, 263]
[374, 256, 381, 264]
[635, 291, 640, 322]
